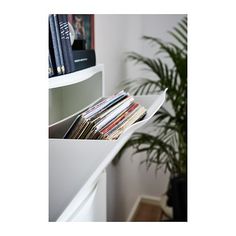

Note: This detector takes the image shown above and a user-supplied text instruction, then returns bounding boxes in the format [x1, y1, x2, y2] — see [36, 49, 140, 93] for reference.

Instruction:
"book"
[49, 15, 62, 75]
[48, 14, 95, 77]
[48, 52, 54, 77]
[68, 14, 95, 50]
[63, 14, 75, 73]
[72, 49, 96, 71]
[49, 27, 57, 76]
[57, 14, 70, 74]
[53, 14, 65, 74]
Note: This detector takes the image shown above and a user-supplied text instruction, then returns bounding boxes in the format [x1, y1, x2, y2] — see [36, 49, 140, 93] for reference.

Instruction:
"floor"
[131, 202, 169, 222]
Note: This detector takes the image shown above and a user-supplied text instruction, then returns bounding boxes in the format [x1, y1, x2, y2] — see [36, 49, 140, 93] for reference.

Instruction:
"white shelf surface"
[48, 64, 104, 89]
[49, 90, 167, 221]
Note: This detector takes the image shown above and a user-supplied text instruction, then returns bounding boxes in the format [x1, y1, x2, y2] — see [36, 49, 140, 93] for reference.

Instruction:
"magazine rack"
[49, 64, 166, 221]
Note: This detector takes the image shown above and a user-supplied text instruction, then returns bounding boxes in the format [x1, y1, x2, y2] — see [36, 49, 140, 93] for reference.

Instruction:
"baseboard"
[126, 195, 162, 222]
[127, 196, 141, 222]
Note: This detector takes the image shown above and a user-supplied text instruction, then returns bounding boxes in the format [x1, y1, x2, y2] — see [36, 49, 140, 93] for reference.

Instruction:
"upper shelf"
[49, 90, 167, 221]
[48, 64, 104, 89]
[49, 64, 104, 125]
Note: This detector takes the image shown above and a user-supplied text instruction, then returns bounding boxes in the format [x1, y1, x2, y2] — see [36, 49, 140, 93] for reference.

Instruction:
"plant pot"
[167, 175, 187, 221]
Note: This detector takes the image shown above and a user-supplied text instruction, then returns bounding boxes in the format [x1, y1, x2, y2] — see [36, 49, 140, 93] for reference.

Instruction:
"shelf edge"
[49, 64, 104, 89]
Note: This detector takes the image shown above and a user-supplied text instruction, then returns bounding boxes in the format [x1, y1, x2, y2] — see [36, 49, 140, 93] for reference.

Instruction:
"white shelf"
[49, 64, 104, 125]
[49, 90, 167, 221]
[48, 64, 104, 89]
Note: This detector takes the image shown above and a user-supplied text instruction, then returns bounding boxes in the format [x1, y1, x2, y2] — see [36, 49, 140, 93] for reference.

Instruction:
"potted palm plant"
[116, 16, 187, 221]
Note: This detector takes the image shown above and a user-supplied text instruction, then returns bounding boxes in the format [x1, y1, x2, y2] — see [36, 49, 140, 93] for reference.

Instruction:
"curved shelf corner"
[48, 64, 104, 89]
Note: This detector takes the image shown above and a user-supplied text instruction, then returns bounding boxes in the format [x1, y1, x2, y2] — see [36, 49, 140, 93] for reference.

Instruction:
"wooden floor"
[131, 202, 169, 222]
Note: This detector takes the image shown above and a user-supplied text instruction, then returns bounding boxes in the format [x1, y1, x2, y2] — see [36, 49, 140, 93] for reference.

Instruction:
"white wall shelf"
[49, 64, 104, 90]
[49, 64, 166, 222]
[49, 65, 104, 125]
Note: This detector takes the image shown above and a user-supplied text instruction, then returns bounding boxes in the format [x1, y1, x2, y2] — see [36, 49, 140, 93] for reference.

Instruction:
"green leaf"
[116, 17, 187, 176]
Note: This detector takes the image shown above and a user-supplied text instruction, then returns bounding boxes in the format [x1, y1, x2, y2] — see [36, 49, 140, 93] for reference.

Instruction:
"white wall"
[95, 15, 143, 96]
[95, 14, 185, 221]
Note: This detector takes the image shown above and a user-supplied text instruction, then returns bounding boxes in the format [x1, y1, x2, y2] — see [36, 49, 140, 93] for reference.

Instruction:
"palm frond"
[121, 78, 162, 95]
[168, 27, 187, 50]
[178, 21, 187, 35]
[116, 17, 187, 176]
[142, 36, 187, 81]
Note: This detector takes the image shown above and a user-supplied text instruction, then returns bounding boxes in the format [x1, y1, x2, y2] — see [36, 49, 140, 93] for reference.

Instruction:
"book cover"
[53, 14, 65, 74]
[72, 49, 96, 71]
[68, 14, 95, 50]
[57, 14, 70, 74]
[49, 15, 62, 75]
[63, 14, 75, 73]
[49, 27, 57, 76]
[48, 52, 54, 77]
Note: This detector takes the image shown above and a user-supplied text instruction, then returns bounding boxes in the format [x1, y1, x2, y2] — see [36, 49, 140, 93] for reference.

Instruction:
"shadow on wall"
[107, 147, 170, 221]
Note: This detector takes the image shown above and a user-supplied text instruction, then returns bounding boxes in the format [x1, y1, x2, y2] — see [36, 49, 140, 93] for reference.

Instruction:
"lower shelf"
[49, 90, 166, 221]
[56, 171, 107, 222]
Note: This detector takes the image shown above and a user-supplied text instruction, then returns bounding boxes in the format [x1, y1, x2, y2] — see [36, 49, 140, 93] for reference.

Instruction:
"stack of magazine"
[64, 91, 147, 140]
